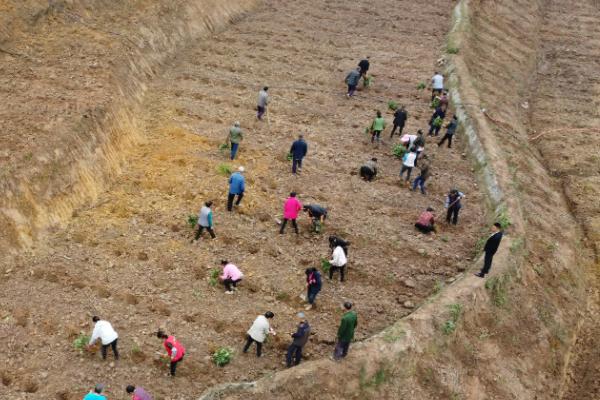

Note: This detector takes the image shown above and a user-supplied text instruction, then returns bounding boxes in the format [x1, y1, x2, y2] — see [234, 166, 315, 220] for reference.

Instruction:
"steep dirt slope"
[0, 0, 486, 399]
[526, 0, 600, 397]
[0, 0, 257, 252]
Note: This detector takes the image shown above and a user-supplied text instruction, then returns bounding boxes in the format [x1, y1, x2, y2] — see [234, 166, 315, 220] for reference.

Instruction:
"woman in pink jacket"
[280, 192, 302, 234]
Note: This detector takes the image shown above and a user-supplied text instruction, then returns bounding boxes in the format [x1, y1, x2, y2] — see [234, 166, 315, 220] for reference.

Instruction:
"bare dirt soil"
[0, 0, 487, 399]
[527, 0, 600, 397]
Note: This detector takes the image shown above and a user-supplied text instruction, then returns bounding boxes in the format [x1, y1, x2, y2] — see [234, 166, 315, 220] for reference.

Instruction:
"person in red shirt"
[415, 207, 436, 233]
[280, 192, 303, 234]
[157, 330, 186, 376]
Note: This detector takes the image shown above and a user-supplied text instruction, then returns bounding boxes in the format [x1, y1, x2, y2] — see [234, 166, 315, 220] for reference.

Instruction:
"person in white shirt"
[431, 72, 444, 101]
[400, 148, 418, 182]
[329, 245, 348, 282]
[87, 316, 119, 360]
[243, 312, 275, 357]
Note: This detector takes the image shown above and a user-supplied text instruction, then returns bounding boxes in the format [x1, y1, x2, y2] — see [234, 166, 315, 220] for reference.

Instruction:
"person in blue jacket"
[227, 167, 246, 212]
[290, 135, 308, 174]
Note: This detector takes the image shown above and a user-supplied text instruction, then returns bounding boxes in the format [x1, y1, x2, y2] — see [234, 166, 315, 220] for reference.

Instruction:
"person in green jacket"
[228, 122, 243, 160]
[334, 302, 358, 360]
[370, 111, 386, 144]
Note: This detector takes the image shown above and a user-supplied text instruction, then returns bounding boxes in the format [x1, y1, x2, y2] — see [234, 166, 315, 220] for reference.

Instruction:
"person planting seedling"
[303, 204, 327, 233]
[329, 241, 348, 282]
[428, 105, 447, 136]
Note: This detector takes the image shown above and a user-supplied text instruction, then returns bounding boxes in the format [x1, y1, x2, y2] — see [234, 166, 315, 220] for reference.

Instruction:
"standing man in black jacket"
[438, 115, 458, 148]
[475, 223, 504, 277]
[390, 106, 408, 138]
[286, 313, 311, 367]
[290, 135, 308, 175]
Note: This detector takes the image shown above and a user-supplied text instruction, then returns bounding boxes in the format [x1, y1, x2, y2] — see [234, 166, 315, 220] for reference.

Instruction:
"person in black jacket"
[428, 106, 447, 136]
[390, 106, 407, 138]
[290, 135, 308, 174]
[358, 56, 370, 84]
[286, 313, 311, 367]
[475, 223, 504, 277]
[438, 115, 458, 148]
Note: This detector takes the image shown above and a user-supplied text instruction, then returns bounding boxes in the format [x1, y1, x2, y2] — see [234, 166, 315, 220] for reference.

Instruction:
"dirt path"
[0, 1, 487, 399]
[527, 0, 600, 397]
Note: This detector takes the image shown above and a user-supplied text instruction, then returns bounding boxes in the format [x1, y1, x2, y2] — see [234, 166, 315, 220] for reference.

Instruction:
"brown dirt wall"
[0, 0, 258, 253]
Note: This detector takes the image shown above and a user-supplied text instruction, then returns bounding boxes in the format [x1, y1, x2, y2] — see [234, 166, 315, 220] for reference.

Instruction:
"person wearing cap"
[475, 223, 504, 278]
[411, 155, 431, 195]
[126, 385, 152, 400]
[289, 135, 308, 174]
[227, 167, 246, 212]
[84, 384, 107, 400]
[219, 260, 243, 294]
[303, 204, 327, 233]
[156, 330, 186, 376]
[228, 122, 243, 160]
[280, 192, 302, 234]
[359, 157, 378, 181]
[193, 201, 216, 241]
[243, 312, 275, 357]
[87, 316, 119, 360]
[257, 86, 269, 120]
[286, 313, 311, 367]
[445, 189, 465, 225]
[305, 267, 322, 310]
[334, 302, 358, 360]
[415, 207, 436, 234]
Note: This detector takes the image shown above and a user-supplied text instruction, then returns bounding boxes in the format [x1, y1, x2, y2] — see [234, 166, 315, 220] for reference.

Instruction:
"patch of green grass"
[219, 143, 229, 152]
[131, 343, 142, 354]
[382, 327, 406, 343]
[441, 235, 449, 243]
[485, 275, 508, 307]
[387, 100, 398, 111]
[417, 82, 426, 90]
[208, 268, 220, 287]
[320, 258, 331, 274]
[73, 333, 90, 353]
[473, 236, 487, 256]
[442, 320, 456, 335]
[212, 347, 234, 367]
[392, 144, 408, 159]
[442, 304, 462, 335]
[359, 365, 389, 391]
[433, 280, 444, 294]
[217, 163, 232, 176]
[447, 46, 460, 54]
[187, 214, 198, 228]
[510, 237, 525, 254]
[496, 207, 511, 229]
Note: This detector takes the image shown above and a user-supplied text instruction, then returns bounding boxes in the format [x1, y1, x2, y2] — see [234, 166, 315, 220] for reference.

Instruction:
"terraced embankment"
[0, 0, 258, 252]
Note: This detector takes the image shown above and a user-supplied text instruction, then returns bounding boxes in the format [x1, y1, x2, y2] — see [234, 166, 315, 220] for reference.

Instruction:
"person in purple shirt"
[126, 385, 152, 400]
